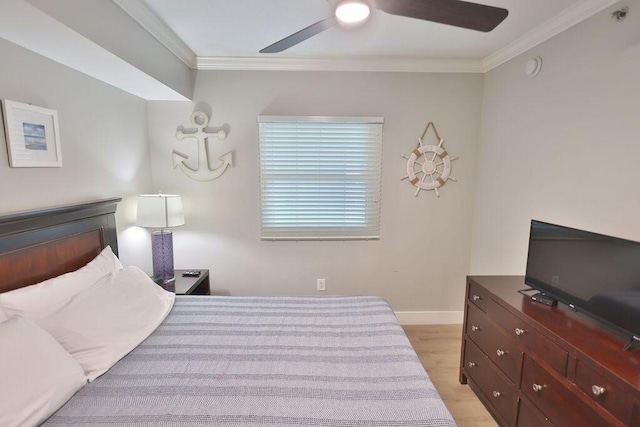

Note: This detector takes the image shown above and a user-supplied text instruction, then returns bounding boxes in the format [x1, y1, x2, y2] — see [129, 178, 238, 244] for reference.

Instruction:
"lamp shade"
[136, 194, 185, 228]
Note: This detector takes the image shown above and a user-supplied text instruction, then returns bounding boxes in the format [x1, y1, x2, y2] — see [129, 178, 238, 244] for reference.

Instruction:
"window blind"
[258, 116, 383, 241]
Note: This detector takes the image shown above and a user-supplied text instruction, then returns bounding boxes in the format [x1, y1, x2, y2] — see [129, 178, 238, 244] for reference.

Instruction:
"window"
[258, 116, 383, 240]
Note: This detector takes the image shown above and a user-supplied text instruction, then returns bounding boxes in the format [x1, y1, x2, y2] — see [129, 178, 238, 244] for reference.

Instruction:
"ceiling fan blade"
[373, 0, 508, 32]
[260, 16, 338, 53]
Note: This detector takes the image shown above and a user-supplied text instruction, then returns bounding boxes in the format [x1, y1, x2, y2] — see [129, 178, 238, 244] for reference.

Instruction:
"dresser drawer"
[466, 303, 521, 384]
[464, 339, 518, 426]
[521, 354, 610, 427]
[517, 396, 553, 427]
[575, 360, 634, 425]
[489, 300, 568, 375]
[468, 280, 490, 312]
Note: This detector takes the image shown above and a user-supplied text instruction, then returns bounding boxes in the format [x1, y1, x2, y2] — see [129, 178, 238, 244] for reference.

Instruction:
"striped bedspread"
[44, 296, 456, 426]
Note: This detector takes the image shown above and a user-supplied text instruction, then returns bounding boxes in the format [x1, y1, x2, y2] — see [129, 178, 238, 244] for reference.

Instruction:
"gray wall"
[469, 1, 640, 274]
[5, 0, 634, 315]
[148, 71, 483, 313]
[0, 38, 153, 270]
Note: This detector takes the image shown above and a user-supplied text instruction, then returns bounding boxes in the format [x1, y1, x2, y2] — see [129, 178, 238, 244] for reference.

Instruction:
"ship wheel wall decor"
[401, 122, 458, 197]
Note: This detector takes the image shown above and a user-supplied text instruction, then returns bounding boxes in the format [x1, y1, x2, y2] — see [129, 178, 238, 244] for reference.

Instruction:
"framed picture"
[1, 99, 62, 167]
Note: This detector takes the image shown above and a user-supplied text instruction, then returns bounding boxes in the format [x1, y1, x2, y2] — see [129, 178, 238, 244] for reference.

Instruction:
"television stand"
[460, 276, 640, 427]
[623, 335, 640, 352]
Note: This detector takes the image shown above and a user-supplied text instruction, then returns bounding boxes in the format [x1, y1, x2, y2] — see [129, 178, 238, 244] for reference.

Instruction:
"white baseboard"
[394, 311, 464, 325]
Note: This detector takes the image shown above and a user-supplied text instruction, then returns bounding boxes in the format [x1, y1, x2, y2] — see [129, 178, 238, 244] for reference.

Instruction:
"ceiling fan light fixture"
[335, 1, 370, 24]
[260, 0, 509, 54]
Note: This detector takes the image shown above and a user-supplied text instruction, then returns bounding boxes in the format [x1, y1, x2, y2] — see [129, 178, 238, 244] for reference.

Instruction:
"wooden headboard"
[0, 198, 121, 293]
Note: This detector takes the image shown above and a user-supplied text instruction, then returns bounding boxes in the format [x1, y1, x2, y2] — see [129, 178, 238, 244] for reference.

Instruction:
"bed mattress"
[44, 295, 456, 426]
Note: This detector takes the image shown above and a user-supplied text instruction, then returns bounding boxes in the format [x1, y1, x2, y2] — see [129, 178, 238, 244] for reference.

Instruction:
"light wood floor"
[403, 324, 498, 427]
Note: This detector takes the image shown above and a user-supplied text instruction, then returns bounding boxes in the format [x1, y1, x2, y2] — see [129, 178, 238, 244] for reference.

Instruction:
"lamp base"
[151, 229, 175, 282]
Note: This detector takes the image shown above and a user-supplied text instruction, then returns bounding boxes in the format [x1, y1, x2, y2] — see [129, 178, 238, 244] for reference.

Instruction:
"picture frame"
[1, 99, 62, 167]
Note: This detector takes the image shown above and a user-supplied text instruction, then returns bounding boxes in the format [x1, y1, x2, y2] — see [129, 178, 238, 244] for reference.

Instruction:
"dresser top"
[468, 275, 640, 392]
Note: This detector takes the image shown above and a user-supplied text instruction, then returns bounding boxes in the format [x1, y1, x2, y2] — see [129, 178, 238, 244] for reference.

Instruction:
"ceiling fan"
[260, 0, 509, 53]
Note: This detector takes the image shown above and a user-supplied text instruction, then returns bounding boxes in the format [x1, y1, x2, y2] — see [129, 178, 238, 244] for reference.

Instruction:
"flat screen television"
[525, 220, 640, 350]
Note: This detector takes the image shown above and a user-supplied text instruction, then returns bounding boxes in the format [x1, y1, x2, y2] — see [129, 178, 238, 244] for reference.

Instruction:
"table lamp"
[136, 194, 185, 283]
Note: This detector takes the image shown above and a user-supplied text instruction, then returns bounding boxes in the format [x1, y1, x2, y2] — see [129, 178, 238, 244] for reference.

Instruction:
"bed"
[0, 199, 456, 427]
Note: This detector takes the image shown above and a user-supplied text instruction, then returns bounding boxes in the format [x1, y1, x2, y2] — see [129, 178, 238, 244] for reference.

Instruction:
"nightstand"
[160, 269, 210, 295]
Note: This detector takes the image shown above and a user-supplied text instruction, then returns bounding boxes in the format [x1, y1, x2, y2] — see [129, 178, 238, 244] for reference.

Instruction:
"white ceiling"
[1, 0, 620, 102]
[120, 0, 619, 71]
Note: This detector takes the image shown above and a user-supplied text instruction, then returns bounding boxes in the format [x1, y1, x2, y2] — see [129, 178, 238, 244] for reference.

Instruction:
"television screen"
[525, 220, 640, 344]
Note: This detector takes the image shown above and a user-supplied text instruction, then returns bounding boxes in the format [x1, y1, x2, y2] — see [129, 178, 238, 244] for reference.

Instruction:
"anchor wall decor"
[173, 111, 233, 182]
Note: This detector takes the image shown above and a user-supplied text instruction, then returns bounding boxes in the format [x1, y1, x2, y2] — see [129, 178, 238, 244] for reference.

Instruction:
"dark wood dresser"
[460, 276, 640, 427]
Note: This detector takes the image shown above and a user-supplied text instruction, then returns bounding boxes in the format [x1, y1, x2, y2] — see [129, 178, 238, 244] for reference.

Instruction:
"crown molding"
[482, 0, 619, 72]
[197, 56, 484, 73]
[115, 0, 616, 74]
[113, 0, 197, 69]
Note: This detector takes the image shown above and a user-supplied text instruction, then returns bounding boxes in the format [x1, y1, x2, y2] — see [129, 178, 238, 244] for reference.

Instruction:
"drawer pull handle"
[532, 383, 543, 393]
[496, 349, 506, 357]
[492, 391, 502, 398]
[592, 385, 605, 396]
[468, 362, 477, 368]
[471, 325, 480, 332]
[515, 328, 525, 336]
[472, 295, 482, 301]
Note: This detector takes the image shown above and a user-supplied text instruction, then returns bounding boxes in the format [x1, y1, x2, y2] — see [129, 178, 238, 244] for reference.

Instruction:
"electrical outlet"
[317, 278, 326, 291]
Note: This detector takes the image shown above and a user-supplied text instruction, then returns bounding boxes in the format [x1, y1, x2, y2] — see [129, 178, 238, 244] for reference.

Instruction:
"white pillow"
[0, 316, 86, 427]
[0, 309, 7, 323]
[0, 246, 123, 321]
[39, 266, 175, 382]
